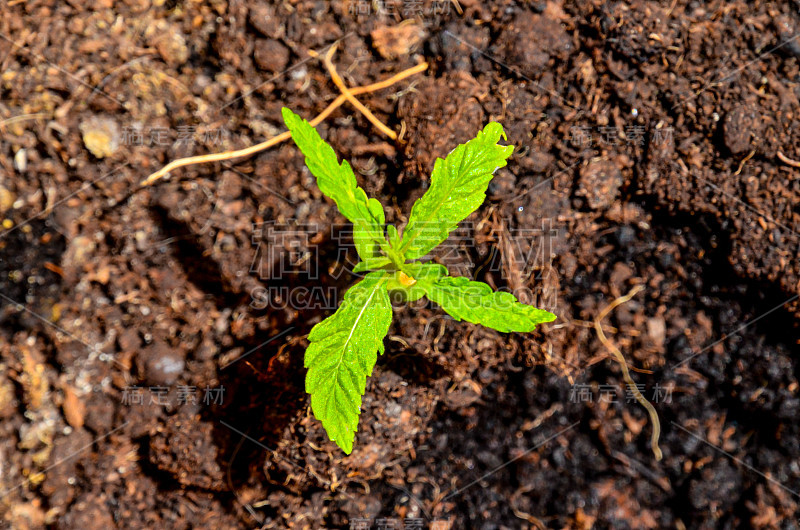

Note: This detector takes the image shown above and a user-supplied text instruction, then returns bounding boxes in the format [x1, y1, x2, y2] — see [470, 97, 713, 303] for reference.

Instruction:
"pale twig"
[140, 61, 426, 186]
[320, 43, 397, 139]
[777, 150, 800, 169]
[0, 112, 50, 129]
[593, 285, 663, 461]
[733, 149, 755, 176]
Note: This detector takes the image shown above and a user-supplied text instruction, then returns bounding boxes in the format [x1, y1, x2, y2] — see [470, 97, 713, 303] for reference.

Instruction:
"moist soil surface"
[1, 1, 800, 529]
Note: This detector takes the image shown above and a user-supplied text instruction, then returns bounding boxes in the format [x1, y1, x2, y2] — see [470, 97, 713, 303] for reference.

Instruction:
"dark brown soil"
[1, 1, 800, 528]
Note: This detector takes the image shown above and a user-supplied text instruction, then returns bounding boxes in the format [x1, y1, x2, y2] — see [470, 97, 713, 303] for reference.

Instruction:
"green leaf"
[424, 276, 556, 333]
[352, 199, 386, 261]
[305, 272, 393, 453]
[352, 256, 392, 273]
[400, 122, 514, 260]
[405, 261, 448, 281]
[282, 107, 385, 260]
[386, 262, 448, 302]
[387, 224, 400, 249]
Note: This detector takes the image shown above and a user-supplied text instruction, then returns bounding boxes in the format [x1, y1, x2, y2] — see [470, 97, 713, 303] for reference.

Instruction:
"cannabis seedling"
[282, 108, 556, 454]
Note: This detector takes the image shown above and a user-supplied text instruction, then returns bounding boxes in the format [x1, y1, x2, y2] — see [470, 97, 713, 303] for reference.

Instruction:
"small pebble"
[139, 341, 186, 386]
[0, 187, 15, 215]
[80, 116, 120, 159]
[13, 148, 26, 172]
[253, 39, 290, 73]
[155, 30, 190, 66]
